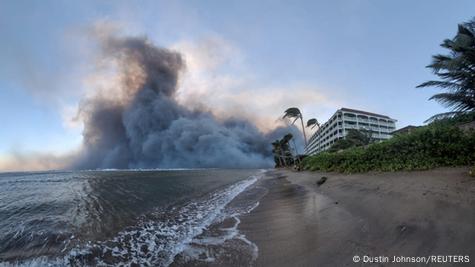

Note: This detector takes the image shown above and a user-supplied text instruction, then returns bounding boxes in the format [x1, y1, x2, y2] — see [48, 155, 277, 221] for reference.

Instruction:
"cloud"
[66, 25, 305, 170]
[0, 22, 338, 171]
[173, 36, 343, 132]
[0, 151, 76, 172]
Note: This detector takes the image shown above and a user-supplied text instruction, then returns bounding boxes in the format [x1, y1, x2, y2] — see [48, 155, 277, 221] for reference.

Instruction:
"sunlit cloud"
[1, 21, 345, 171]
[0, 151, 76, 172]
[173, 36, 344, 132]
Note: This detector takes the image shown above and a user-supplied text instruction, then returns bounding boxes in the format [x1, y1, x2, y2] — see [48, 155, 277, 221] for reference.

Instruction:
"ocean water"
[0, 169, 266, 266]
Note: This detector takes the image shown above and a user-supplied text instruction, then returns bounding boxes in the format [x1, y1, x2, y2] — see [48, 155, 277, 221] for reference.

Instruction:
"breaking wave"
[3, 171, 263, 267]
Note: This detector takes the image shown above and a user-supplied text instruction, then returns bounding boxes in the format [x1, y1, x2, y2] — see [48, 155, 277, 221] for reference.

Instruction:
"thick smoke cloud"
[71, 33, 303, 169]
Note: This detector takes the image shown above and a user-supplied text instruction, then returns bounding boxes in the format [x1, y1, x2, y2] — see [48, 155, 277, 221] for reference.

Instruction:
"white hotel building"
[304, 108, 397, 155]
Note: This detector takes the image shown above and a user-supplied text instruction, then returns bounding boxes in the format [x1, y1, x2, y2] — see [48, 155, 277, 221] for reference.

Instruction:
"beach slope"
[240, 168, 475, 266]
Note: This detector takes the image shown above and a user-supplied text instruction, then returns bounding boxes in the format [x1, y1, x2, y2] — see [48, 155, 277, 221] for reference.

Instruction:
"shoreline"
[239, 167, 475, 266]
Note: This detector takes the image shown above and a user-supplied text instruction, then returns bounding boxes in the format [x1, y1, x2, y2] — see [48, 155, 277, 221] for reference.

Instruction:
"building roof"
[339, 107, 393, 120]
[458, 121, 475, 131]
[391, 125, 419, 134]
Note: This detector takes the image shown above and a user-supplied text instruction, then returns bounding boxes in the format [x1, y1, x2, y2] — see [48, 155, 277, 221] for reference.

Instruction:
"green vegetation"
[283, 107, 308, 145]
[430, 111, 475, 127]
[302, 120, 475, 173]
[301, 19, 475, 174]
[272, 133, 297, 167]
[275, 108, 320, 169]
[327, 129, 372, 152]
[417, 19, 475, 122]
[306, 118, 320, 130]
[284, 19, 475, 174]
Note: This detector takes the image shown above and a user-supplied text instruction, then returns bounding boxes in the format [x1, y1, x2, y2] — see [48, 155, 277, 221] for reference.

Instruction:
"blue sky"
[1, 0, 474, 160]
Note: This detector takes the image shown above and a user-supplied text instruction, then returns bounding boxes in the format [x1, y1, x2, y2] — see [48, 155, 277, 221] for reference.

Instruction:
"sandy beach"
[239, 167, 475, 266]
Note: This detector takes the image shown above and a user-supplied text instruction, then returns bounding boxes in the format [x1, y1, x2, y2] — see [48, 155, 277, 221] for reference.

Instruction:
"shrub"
[327, 129, 372, 152]
[302, 122, 475, 173]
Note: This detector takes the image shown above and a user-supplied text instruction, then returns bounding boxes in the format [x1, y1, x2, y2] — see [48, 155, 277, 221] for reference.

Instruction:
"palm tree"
[306, 118, 320, 130]
[271, 133, 294, 167]
[271, 140, 284, 167]
[283, 107, 307, 145]
[280, 133, 294, 167]
[417, 19, 475, 122]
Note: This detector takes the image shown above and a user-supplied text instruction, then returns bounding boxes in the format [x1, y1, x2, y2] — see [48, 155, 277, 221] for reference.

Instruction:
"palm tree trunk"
[280, 150, 287, 167]
[300, 116, 307, 146]
[292, 139, 301, 165]
[278, 153, 284, 167]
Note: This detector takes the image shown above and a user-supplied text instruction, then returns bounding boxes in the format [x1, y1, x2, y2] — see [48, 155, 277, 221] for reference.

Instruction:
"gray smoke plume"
[71, 34, 303, 169]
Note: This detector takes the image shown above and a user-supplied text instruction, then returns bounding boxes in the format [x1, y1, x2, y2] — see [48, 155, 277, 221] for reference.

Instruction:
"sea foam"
[4, 172, 263, 267]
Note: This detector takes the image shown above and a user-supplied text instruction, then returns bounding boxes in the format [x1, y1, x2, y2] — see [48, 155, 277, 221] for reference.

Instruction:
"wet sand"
[239, 167, 475, 266]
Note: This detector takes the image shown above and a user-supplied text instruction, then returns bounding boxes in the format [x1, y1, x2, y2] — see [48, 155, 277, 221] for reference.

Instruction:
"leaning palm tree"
[271, 140, 284, 167]
[279, 133, 294, 167]
[271, 134, 294, 168]
[417, 19, 475, 122]
[306, 118, 320, 130]
[283, 107, 307, 145]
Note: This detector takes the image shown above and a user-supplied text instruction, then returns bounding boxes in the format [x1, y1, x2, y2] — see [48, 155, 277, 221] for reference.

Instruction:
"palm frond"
[283, 107, 302, 119]
[424, 111, 464, 123]
[416, 80, 463, 90]
[291, 117, 299, 125]
[306, 118, 318, 127]
[418, 18, 475, 115]
[429, 92, 475, 111]
[458, 24, 475, 37]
